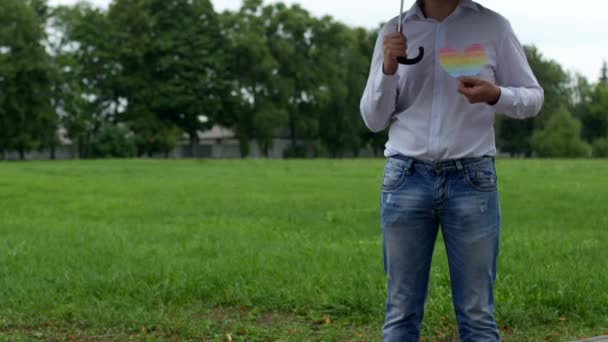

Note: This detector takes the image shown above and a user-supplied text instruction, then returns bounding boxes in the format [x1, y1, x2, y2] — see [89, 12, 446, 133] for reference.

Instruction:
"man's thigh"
[380, 158, 439, 277]
[440, 158, 501, 298]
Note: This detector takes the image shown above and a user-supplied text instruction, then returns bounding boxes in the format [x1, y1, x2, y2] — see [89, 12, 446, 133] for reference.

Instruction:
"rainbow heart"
[439, 44, 487, 78]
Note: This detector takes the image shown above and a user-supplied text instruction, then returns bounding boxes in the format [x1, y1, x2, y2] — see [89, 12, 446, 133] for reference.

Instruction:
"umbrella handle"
[397, 0, 424, 65]
[397, 47, 425, 65]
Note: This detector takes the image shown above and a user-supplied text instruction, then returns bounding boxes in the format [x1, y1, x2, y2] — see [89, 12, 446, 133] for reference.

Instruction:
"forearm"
[360, 20, 404, 133]
[360, 65, 400, 132]
[493, 85, 544, 119]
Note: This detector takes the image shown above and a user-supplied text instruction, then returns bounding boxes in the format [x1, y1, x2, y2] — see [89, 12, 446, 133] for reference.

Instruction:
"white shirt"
[360, 0, 544, 161]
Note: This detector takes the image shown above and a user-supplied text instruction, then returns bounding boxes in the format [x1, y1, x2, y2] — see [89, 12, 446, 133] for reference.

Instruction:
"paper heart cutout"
[439, 44, 487, 78]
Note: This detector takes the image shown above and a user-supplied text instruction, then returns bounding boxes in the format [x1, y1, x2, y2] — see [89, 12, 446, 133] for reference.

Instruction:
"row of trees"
[1, 0, 607, 159]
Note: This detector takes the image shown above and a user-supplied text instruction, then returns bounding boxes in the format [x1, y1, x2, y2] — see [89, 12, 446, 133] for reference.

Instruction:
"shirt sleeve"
[493, 21, 544, 119]
[359, 22, 400, 133]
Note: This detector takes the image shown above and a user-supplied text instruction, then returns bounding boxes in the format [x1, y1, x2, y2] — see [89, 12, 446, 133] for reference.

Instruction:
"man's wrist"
[487, 86, 501, 106]
[383, 61, 398, 75]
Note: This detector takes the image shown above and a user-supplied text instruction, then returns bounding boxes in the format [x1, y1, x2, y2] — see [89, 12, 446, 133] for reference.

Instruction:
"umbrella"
[396, 0, 424, 65]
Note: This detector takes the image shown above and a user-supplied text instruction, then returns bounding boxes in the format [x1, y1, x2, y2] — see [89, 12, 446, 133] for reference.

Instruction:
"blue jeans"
[380, 155, 501, 342]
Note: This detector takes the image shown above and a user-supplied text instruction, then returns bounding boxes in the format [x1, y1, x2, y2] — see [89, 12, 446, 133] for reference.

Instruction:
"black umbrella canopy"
[397, 0, 424, 65]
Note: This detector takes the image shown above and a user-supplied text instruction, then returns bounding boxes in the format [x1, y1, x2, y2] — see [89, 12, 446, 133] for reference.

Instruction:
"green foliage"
[314, 21, 371, 157]
[49, 3, 121, 158]
[531, 107, 591, 158]
[107, 0, 227, 156]
[576, 83, 608, 143]
[131, 112, 182, 157]
[148, 0, 227, 152]
[220, 0, 287, 157]
[0, 0, 55, 159]
[261, 4, 321, 152]
[89, 124, 136, 158]
[496, 46, 571, 157]
[283, 144, 308, 158]
[220, 1, 375, 158]
[2, 0, 608, 160]
[592, 137, 608, 158]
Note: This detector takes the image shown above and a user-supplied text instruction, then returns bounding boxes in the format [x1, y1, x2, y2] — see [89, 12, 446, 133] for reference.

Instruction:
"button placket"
[428, 24, 441, 159]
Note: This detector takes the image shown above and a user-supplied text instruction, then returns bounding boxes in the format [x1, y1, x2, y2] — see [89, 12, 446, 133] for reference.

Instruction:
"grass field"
[0, 159, 607, 341]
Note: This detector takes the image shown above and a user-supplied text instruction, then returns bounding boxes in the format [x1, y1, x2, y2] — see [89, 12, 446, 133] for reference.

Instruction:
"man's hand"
[383, 32, 407, 75]
[457, 76, 501, 105]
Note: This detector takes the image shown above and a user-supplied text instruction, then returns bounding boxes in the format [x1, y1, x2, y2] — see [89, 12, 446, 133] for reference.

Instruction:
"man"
[359, 0, 543, 341]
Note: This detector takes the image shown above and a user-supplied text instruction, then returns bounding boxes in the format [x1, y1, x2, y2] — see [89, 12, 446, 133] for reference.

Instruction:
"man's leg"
[441, 159, 501, 342]
[380, 158, 438, 342]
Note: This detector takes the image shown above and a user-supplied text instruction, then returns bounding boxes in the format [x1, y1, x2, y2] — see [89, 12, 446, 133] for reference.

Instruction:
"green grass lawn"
[0, 159, 606, 341]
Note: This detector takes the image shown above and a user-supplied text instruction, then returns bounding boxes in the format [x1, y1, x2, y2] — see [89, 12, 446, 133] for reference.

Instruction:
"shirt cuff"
[493, 87, 515, 113]
[375, 66, 400, 93]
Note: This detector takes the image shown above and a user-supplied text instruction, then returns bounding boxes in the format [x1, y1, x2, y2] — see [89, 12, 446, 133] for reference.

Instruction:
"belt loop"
[404, 158, 414, 171]
[455, 160, 464, 173]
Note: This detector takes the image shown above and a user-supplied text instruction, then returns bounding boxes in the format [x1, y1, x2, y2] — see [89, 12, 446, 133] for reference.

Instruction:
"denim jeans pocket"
[382, 158, 412, 192]
[464, 160, 498, 192]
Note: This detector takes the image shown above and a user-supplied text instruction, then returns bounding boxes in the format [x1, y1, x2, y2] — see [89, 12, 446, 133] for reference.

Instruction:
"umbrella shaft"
[398, 0, 404, 32]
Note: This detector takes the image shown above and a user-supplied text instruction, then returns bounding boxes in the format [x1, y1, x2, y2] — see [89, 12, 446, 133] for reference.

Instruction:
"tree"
[146, 0, 227, 157]
[592, 137, 608, 158]
[262, 3, 321, 157]
[531, 107, 590, 158]
[314, 20, 370, 157]
[0, 0, 54, 160]
[600, 61, 608, 87]
[89, 123, 136, 158]
[108, 0, 177, 157]
[571, 66, 608, 145]
[220, 0, 286, 157]
[109, 0, 227, 158]
[0, 20, 13, 159]
[50, 3, 123, 158]
[580, 84, 608, 143]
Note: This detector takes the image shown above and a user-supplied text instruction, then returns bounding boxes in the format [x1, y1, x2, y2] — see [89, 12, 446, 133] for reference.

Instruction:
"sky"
[48, 0, 608, 82]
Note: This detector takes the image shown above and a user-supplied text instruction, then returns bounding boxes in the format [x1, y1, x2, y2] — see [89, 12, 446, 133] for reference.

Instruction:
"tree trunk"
[78, 136, 85, 159]
[50, 144, 56, 160]
[238, 133, 250, 158]
[19, 149, 25, 161]
[190, 133, 199, 158]
[288, 109, 297, 149]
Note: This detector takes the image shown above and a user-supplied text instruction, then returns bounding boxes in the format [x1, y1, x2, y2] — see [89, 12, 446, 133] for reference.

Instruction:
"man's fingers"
[385, 41, 406, 48]
[461, 87, 481, 97]
[457, 81, 472, 93]
[385, 45, 407, 58]
[458, 76, 484, 86]
[385, 50, 406, 59]
[384, 34, 407, 44]
[458, 83, 481, 100]
[385, 45, 407, 53]
[385, 43, 408, 52]
[457, 86, 471, 97]
[386, 40, 407, 48]
[385, 41, 407, 50]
